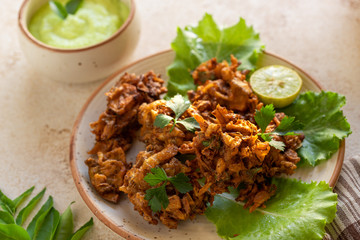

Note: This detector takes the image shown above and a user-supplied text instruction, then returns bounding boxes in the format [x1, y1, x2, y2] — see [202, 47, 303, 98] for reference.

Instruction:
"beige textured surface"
[0, 0, 359, 239]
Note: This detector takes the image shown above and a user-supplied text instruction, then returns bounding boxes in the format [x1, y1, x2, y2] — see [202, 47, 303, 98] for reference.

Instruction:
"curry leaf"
[166, 13, 264, 97]
[26, 196, 53, 239]
[205, 178, 337, 240]
[13, 187, 35, 212]
[70, 218, 93, 240]
[34, 207, 60, 240]
[0, 224, 30, 240]
[0, 211, 14, 224]
[16, 188, 46, 225]
[53, 202, 74, 240]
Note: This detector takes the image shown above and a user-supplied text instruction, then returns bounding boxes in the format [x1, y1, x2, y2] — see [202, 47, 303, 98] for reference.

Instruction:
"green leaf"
[166, 94, 190, 119]
[49, 1, 68, 19]
[268, 139, 285, 151]
[254, 104, 275, 132]
[0, 211, 14, 224]
[0, 190, 15, 215]
[53, 202, 74, 240]
[145, 184, 169, 212]
[0, 224, 30, 240]
[166, 13, 264, 97]
[275, 116, 304, 134]
[169, 173, 193, 193]
[279, 91, 351, 166]
[154, 114, 173, 129]
[177, 117, 200, 132]
[16, 188, 46, 225]
[205, 178, 337, 240]
[13, 186, 35, 212]
[65, 0, 83, 15]
[259, 133, 272, 142]
[70, 218, 93, 240]
[144, 167, 168, 186]
[26, 196, 53, 239]
[34, 207, 60, 240]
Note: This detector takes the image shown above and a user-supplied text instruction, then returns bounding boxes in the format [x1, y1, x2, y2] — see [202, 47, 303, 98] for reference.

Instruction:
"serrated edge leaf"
[177, 117, 200, 132]
[16, 188, 46, 225]
[144, 167, 168, 186]
[254, 104, 275, 133]
[269, 139, 285, 151]
[169, 173, 193, 193]
[154, 114, 173, 129]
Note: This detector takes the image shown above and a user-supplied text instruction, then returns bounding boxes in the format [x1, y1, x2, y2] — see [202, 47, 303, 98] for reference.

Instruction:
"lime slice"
[250, 65, 302, 108]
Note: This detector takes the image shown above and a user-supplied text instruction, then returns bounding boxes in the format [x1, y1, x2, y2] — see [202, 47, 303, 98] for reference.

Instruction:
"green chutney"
[28, 0, 129, 49]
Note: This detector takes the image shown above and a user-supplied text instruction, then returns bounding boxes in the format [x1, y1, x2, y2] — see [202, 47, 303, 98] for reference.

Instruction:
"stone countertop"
[0, 0, 359, 239]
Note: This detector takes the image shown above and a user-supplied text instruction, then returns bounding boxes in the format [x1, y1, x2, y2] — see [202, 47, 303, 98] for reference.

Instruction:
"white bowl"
[18, 0, 140, 83]
[70, 50, 345, 240]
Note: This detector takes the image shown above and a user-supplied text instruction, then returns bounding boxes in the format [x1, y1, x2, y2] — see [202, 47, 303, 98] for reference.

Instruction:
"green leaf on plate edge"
[205, 178, 337, 240]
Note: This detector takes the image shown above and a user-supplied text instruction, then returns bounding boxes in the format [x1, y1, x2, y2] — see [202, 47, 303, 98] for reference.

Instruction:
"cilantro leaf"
[177, 117, 200, 133]
[144, 168, 193, 212]
[154, 114, 173, 129]
[259, 133, 272, 142]
[153, 95, 199, 133]
[145, 185, 169, 212]
[144, 167, 168, 186]
[205, 178, 337, 240]
[268, 139, 285, 151]
[254, 104, 275, 133]
[279, 91, 351, 166]
[166, 13, 264, 98]
[166, 94, 190, 119]
[275, 116, 304, 134]
[169, 173, 193, 194]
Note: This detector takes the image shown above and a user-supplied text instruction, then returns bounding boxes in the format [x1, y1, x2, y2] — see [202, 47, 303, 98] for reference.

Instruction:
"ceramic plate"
[70, 50, 345, 240]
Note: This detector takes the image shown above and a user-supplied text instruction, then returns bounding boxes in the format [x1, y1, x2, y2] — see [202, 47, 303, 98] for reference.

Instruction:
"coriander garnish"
[154, 94, 200, 133]
[255, 104, 303, 151]
[144, 167, 193, 212]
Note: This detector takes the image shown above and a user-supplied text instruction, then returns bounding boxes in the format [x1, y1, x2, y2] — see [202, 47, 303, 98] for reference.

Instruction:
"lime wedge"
[250, 65, 302, 108]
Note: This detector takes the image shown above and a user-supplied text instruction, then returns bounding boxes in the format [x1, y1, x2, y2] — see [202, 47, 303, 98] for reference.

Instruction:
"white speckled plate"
[70, 50, 345, 240]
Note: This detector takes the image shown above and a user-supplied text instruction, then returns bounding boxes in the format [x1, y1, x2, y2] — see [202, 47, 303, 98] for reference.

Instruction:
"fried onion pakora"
[85, 56, 304, 229]
[85, 71, 167, 203]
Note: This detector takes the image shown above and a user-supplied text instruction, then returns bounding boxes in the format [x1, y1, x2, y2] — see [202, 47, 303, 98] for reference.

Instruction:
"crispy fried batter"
[85, 56, 305, 228]
[85, 71, 167, 203]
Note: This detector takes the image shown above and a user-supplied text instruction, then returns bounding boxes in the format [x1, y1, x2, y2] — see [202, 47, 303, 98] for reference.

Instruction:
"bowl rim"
[18, 0, 136, 52]
[69, 49, 345, 240]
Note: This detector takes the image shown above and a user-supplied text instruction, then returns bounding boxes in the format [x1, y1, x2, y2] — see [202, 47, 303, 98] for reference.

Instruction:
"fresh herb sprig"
[49, 0, 83, 20]
[0, 186, 92, 240]
[144, 167, 193, 212]
[255, 104, 302, 151]
[154, 94, 200, 133]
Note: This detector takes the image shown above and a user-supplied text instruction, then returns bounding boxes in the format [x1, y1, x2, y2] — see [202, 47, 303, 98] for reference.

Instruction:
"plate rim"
[69, 49, 345, 240]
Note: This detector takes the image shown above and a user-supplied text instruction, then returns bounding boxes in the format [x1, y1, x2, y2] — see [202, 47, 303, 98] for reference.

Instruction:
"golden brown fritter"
[85, 56, 305, 228]
[85, 71, 167, 203]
